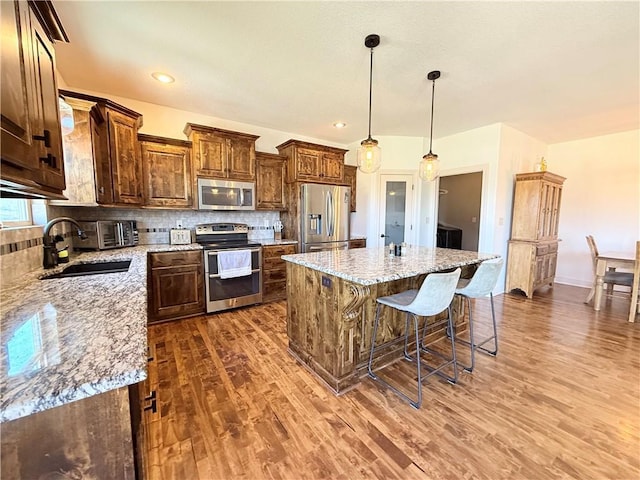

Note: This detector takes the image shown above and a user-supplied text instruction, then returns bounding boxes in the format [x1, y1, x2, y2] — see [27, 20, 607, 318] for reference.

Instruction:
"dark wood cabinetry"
[184, 123, 259, 181]
[262, 243, 297, 303]
[343, 165, 357, 212]
[148, 250, 205, 323]
[139, 134, 192, 208]
[276, 139, 347, 184]
[349, 238, 366, 249]
[58, 90, 143, 206]
[256, 151, 287, 210]
[0, 0, 68, 198]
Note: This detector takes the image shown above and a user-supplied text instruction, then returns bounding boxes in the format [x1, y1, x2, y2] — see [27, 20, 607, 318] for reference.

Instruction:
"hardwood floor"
[144, 284, 640, 479]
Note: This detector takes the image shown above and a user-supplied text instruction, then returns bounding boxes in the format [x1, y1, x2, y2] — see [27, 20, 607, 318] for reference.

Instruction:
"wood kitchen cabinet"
[0, 387, 136, 479]
[148, 250, 205, 323]
[343, 164, 357, 212]
[349, 238, 366, 249]
[262, 243, 297, 302]
[0, 0, 68, 198]
[256, 151, 287, 210]
[139, 134, 192, 208]
[184, 123, 259, 181]
[276, 139, 347, 184]
[57, 90, 143, 206]
[506, 171, 566, 297]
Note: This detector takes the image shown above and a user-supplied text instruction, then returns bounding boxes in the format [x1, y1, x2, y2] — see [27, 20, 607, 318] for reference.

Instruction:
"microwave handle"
[240, 188, 244, 207]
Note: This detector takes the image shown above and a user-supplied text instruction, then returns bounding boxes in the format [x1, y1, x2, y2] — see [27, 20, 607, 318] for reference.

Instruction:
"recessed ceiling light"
[333, 122, 347, 128]
[151, 72, 175, 84]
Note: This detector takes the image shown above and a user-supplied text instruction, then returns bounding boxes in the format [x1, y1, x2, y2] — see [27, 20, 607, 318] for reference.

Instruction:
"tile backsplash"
[0, 226, 44, 287]
[47, 206, 281, 244]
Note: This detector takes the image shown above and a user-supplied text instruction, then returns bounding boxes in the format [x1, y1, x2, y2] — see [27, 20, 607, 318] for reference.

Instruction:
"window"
[0, 198, 33, 227]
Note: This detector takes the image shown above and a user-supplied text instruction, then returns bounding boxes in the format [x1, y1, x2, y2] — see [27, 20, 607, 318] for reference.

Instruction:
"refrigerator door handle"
[326, 191, 333, 237]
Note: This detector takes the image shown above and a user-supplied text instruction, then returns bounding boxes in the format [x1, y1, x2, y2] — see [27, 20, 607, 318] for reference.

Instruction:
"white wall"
[548, 129, 640, 287]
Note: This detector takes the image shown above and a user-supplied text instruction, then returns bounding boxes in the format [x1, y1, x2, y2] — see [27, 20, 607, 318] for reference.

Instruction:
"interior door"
[378, 174, 415, 247]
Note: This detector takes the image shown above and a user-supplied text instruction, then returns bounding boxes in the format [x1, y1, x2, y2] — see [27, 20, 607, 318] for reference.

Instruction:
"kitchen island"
[282, 246, 499, 394]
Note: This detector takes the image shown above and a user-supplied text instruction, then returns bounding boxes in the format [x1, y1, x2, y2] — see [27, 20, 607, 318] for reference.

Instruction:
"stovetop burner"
[195, 222, 261, 250]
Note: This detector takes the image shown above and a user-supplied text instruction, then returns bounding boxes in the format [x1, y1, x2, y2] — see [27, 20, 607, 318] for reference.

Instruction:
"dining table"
[593, 251, 636, 311]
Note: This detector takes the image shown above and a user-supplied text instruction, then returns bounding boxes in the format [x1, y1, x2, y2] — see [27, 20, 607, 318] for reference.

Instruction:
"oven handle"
[208, 268, 261, 279]
[206, 247, 261, 256]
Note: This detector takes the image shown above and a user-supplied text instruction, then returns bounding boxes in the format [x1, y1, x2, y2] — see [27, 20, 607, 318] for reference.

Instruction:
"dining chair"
[629, 241, 640, 323]
[368, 268, 461, 409]
[453, 258, 504, 373]
[585, 235, 633, 303]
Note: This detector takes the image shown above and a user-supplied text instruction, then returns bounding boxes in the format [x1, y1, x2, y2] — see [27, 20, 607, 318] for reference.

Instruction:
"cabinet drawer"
[149, 250, 202, 268]
[263, 244, 296, 259]
[536, 244, 549, 256]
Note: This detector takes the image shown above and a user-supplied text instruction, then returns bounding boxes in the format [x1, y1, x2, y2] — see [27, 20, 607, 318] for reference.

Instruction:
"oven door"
[204, 247, 262, 313]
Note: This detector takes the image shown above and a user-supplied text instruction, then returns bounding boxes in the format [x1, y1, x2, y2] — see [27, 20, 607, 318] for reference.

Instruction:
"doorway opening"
[377, 173, 416, 247]
[436, 172, 483, 251]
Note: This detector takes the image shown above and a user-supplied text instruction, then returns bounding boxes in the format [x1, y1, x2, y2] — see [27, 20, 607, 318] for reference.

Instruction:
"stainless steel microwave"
[73, 220, 138, 250]
[197, 178, 255, 211]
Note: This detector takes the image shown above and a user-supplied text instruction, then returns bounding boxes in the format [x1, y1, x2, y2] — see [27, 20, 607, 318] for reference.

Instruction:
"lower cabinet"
[0, 387, 136, 479]
[349, 238, 366, 249]
[262, 244, 297, 302]
[506, 240, 558, 297]
[148, 250, 205, 323]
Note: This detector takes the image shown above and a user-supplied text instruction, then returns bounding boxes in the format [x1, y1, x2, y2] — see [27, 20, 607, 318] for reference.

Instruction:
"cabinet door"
[343, 165, 357, 212]
[30, 18, 65, 191]
[141, 141, 192, 208]
[194, 134, 226, 178]
[91, 110, 114, 203]
[108, 110, 142, 204]
[1, 0, 36, 170]
[321, 152, 344, 183]
[228, 137, 255, 180]
[296, 148, 321, 180]
[256, 154, 286, 210]
[58, 108, 97, 204]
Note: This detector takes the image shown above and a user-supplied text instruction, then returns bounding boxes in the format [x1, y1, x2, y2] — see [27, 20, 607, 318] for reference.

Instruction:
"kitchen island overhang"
[282, 246, 500, 394]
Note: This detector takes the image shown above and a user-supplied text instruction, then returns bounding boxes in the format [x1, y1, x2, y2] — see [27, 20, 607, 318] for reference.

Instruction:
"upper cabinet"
[256, 152, 286, 210]
[276, 139, 347, 184]
[57, 90, 143, 206]
[139, 134, 192, 208]
[0, 0, 68, 198]
[510, 171, 565, 241]
[183, 123, 259, 181]
[342, 165, 357, 212]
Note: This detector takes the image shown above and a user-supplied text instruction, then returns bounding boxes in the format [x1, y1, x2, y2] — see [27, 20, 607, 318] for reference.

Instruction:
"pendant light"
[357, 34, 381, 174]
[419, 70, 441, 181]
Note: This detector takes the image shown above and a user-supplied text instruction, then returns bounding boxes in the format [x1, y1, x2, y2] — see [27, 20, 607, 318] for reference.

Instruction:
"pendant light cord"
[428, 77, 435, 153]
[367, 46, 374, 140]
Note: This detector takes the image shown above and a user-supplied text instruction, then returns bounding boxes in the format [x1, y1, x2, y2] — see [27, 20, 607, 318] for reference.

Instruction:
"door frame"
[428, 163, 490, 250]
[376, 171, 419, 247]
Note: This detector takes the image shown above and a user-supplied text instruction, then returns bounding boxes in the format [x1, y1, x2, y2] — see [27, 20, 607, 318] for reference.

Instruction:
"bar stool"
[454, 258, 503, 372]
[367, 268, 461, 409]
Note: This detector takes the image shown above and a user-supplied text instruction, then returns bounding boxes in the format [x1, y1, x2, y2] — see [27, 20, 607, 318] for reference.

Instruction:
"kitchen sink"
[42, 260, 132, 279]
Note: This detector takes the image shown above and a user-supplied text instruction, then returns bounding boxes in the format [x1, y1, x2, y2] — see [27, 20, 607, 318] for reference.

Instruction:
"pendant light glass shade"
[358, 138, 381, 173]
[358, 34, 381, 174]
[419, 70, 441, 182]
[419, 152, 440, 181]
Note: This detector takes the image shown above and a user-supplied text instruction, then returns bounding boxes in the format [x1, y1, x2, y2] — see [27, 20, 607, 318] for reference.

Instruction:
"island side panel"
[286, 262, 474, 394]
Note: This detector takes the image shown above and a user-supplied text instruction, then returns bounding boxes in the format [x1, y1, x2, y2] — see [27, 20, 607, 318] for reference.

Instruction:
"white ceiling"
[54, 1, 639, 146]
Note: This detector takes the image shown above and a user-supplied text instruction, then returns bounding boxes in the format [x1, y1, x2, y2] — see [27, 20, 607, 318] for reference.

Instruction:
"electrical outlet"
[176, 219, 183, 228]
[322, 276, 332, 288]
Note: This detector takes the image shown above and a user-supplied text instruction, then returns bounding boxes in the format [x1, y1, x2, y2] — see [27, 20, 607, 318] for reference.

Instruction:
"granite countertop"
[282, 245, 500, 286]
[0, 243, 201, 423]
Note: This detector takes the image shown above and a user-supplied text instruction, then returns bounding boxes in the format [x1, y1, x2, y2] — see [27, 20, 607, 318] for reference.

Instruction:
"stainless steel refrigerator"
[300, 183, 350, 253]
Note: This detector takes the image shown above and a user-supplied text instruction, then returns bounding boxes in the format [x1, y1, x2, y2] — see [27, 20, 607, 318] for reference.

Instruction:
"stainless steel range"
[195, 223, 262, 313]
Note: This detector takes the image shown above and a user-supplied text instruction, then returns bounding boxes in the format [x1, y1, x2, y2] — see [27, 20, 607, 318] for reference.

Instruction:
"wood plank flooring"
[144, 285, 640, 479]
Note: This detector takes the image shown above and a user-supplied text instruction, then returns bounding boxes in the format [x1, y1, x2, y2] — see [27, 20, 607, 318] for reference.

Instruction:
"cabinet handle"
[33, 130, 51, 147]
[144, 390, 157, 413]
[39, 153, 57, 168]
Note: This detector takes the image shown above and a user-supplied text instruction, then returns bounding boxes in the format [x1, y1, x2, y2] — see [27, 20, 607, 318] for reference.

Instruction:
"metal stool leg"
[456, 293, 498, 372]
[417, 306, 458, 385]
[475, 293, 498, 356]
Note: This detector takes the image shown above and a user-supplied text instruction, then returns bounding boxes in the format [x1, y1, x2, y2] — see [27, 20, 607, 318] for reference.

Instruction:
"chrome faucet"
[43, 217, 88, 269]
